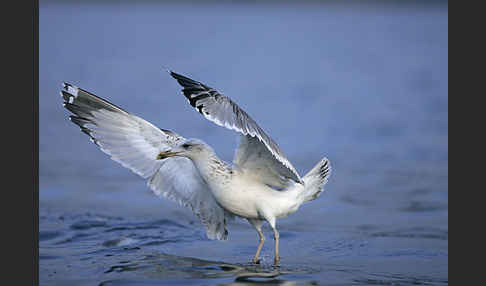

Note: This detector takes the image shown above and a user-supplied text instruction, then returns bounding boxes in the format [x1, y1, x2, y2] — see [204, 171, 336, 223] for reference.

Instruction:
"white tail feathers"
[300, 158, 331, 203]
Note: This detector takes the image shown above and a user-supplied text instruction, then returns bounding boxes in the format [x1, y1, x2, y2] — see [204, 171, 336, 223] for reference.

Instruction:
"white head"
[156, 138, 214, 161]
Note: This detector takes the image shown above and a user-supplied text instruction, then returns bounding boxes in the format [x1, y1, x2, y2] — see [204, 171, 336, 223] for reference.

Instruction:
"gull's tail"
[299, 158, 331, 203]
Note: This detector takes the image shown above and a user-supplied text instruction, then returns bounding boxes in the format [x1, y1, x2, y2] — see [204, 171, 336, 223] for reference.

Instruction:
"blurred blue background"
[39, 1, 448, 285]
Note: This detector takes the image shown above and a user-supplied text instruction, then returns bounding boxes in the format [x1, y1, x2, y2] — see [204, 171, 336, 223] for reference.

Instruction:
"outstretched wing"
[61, 83, 228, 240]
[169, 71, 302, 188]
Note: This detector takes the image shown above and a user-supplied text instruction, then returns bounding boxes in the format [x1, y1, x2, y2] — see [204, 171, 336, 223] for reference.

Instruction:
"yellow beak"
[156, 151, 181, 160]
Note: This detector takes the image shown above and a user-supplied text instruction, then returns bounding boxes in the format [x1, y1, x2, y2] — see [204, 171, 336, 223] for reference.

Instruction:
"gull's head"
[156, 138, 213, 161]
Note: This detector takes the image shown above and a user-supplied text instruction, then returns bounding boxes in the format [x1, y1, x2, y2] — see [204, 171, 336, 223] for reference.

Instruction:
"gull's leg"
[266, 217, 280, 265]
[248, 219, 265, 264]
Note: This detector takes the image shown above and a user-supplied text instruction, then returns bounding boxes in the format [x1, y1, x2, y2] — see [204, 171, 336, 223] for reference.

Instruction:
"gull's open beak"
[156, 151, 181, 160]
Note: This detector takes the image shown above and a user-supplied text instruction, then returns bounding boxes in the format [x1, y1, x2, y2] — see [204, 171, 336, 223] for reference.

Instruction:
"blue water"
[40, 1, 448, 285]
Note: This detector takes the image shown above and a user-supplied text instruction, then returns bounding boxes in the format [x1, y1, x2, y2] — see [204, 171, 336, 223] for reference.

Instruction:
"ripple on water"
[71, 220, 108, 230]
[140, 239, 181, 246]
[353, 272, 448, 285]
[102, 237, 139, 247]
[401, 201, 448, 212]
[39, 231, 63, 241]
[371, 227, 448, 241]
[54, 232, 97, 245]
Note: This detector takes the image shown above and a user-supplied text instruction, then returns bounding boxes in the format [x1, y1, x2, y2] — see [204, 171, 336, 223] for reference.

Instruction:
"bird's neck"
[190, 153, 233, 185]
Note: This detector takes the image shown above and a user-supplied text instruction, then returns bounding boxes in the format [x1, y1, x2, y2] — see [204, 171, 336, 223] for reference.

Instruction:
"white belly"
[207, 171, 301, 220]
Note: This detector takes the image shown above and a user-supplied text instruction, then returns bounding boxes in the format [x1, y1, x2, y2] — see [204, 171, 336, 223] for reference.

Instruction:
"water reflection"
[98, 252, 308, 285]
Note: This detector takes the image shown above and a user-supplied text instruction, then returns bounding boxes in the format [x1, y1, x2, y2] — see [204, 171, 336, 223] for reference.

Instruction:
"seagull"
[60, 70, 331, 265]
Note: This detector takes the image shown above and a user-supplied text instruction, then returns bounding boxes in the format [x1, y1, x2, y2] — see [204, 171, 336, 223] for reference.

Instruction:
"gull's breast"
[206, 172, 264, 219]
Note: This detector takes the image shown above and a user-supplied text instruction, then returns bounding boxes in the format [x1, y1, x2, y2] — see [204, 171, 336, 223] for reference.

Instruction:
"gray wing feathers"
[234, 135, 294, 188]
[170, 71, 302, 185]
[61, 83, 181, 178]
[61, 83, 229, 240]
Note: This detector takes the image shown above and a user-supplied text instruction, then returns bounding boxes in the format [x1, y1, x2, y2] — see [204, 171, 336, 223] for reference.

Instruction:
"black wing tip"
[169, 71, 190, 82]
[60, 82, 80, 102]
[60, 82, 130, 115]
[60, 90, 74, 103]
[319, 158, 331, 178]
[168, 70, 181, 79]
[168, 70, 204, 88]
[162, 66, 174, 75]
[62, 82, 78, 93]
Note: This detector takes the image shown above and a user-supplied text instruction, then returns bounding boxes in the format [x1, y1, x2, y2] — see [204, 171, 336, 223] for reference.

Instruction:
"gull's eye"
[182, 143, 190, 149]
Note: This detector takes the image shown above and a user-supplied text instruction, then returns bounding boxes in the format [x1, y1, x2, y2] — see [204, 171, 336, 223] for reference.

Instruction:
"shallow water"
[39, 209, 448, 285]
[40, 1, 448, 285]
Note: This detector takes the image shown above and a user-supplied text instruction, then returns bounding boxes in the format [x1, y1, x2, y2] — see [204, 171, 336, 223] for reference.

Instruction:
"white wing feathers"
[61, 83, 228, 240]
[148, 157, 228, 240]
[169, 71, 303, 188]
[61, 83, 181, 178]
